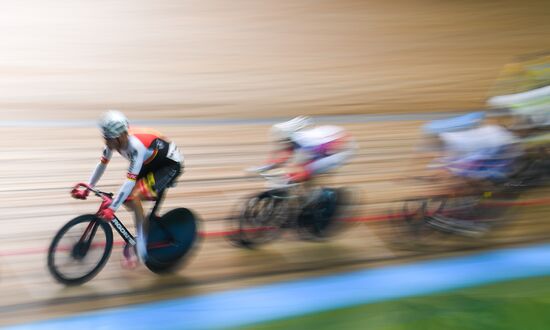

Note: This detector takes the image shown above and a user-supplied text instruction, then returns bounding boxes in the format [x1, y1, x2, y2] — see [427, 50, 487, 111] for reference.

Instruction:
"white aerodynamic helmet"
[270, 116, 313, 141]
[99, 110, 129, 139]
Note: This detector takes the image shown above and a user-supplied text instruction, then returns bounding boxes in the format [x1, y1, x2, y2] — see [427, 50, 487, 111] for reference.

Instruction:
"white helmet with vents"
[270, 116, 313, 141]
[99, 110, 129, 139]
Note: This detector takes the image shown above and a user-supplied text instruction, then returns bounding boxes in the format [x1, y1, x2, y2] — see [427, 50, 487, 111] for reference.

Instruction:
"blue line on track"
[0, 110, 503, 128]
[4, 243, 550, 330]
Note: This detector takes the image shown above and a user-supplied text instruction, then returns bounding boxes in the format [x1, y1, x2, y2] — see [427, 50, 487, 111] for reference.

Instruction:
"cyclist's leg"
[134, 161, 182, 219]
[294, 137, 354, 180]
[123, 164, 175, 261]
[119, 161, 182, 266]
[301, 149, 352, 180]
[148, 162, 182, 218]
[123, 196, 148, 262]
[294, 148, 351, 204]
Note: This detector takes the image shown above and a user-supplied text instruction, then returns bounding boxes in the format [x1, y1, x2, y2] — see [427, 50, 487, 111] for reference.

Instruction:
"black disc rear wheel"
[298, 188, 343, 240]
[144, 208, 199, 274]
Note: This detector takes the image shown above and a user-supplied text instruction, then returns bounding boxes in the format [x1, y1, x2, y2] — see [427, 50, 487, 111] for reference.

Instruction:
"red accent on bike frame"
[76, 221, 97, 246]
[147, 241, 173, 249]
[97, 198, 112, 216]
[74, 182, 113, 217]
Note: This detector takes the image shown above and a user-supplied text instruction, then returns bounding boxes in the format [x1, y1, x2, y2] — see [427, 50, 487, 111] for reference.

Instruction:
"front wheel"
[47, 214, 113, 285]
[389, 197, 446, 246]
[226, 190, 289, 249]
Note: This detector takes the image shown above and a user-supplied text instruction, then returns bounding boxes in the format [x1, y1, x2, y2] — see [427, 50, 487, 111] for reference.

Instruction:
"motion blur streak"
[1, 0, 549, 328]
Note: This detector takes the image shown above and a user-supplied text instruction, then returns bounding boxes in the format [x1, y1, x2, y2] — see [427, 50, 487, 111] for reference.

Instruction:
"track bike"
[394, 179, 522, 241]
[226, 171, 347, 248]
[47, 183, 199, 285]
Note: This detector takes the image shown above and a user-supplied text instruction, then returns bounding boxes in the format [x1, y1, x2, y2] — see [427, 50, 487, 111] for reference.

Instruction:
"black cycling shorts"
[135, 161, 182, 200]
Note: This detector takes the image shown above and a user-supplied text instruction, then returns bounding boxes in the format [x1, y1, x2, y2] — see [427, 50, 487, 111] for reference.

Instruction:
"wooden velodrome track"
[1, 0, 549, 327]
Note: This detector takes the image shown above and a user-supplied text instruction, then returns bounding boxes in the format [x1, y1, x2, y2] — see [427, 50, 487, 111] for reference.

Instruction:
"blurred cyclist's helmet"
[422, 112, 485, 136]
[99, 110, 129, 139]
[270, 116, 313, 141]
[487, 85, 550, 131]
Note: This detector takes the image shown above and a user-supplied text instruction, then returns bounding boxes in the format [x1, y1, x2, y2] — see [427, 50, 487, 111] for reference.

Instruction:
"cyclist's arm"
[265, 145, 294, 168]
[110, 144, 146, 212]
[88, 147, 113, 187]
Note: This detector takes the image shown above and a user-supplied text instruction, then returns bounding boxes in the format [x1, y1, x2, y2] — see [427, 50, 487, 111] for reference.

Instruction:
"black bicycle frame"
[110, 216, 137, 246]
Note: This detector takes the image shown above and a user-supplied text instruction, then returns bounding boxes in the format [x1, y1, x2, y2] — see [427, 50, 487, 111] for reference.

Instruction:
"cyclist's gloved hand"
[71, 187, 89, 200]
[98, 207, 115, 221]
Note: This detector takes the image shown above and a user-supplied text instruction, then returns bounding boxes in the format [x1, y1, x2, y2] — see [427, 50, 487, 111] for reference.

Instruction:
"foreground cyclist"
[71, 110, 183, 268]
[252, 116, 355, 186]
